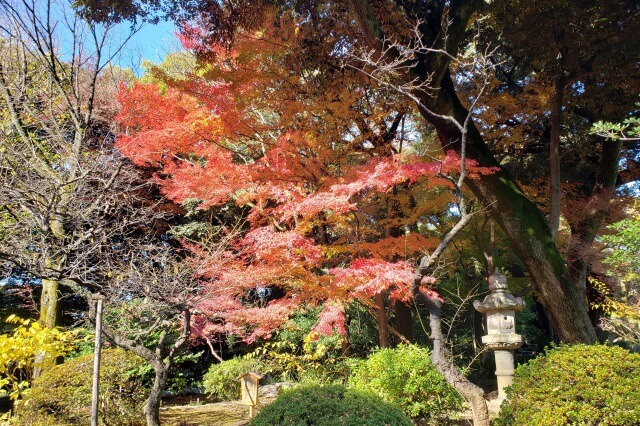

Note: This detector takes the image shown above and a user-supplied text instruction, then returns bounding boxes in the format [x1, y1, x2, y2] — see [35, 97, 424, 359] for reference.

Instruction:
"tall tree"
[343, 0, 639, 342]
[0, 0, 137, 329]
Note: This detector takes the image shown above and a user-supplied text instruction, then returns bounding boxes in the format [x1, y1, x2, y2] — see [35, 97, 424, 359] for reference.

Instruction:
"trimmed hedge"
[248, 384, 412, 426]
[496, 344, 640, 426]
[16, 348, 147, 426]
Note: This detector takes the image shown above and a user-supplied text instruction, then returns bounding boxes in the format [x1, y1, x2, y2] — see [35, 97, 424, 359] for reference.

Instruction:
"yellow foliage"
[589, 277, 640, 322]
[0, 316, 77, 400]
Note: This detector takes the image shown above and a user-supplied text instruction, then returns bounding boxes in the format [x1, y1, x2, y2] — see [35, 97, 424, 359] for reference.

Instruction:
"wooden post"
[91, 297, 104, 426]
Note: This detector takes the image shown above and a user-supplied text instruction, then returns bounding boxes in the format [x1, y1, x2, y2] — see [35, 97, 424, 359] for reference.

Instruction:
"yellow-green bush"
[202, 356, 273, 402]
[15, 348, 148, 426]
[496, 344, 640, 426]
[347, 345, 462, 423]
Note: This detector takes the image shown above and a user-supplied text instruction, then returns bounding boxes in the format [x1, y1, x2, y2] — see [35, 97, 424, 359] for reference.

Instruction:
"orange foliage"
[115, 27, 496, 343]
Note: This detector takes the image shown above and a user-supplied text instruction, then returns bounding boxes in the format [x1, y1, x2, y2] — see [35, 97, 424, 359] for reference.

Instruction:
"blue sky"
[40, 1, 180, 75]
[114, 19, 179, 73]
[131, 20, 179, 63]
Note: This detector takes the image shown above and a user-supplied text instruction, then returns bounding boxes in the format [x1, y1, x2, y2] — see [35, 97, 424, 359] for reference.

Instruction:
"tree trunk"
[39, 249, 64, 329]
[367, 0, 599, 343]
[394, 300, 414, 343]
[144, 364, 170, 426]
[420, 294, 490, 426]
[416, 71, 597, 343]
[38, 277, 60, 328]
[375, 293, 389, 348]
[549, 77, 566, 241]
[34, 273, 61, 378]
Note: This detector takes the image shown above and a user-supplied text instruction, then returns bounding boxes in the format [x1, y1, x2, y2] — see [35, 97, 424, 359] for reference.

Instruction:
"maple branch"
[204, 336, 225, 363]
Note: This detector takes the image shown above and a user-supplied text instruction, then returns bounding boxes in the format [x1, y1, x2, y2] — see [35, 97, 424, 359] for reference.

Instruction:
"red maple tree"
[115, 27, 495, 346]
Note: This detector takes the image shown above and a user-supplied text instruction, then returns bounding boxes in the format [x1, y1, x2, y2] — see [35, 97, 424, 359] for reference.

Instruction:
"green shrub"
[15, 348, 147, 426]
[203, 356, 272, 401]
[248, 384, 412, 426]
[347, 345, 462, 423]
[495, 344, 640, 426]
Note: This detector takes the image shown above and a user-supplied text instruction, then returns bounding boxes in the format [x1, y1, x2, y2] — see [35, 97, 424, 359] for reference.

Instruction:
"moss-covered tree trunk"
[35, 230, 65, 378]
[38, 210, 69, 329]
[33, 275, 61, 379]
[39, 278, 60, 329]
[415, 71, 597, 343]
[364, 0, 600, 344]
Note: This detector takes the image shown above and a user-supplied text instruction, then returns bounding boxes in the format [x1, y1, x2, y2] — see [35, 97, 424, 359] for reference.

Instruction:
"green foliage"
[204, 308, 354, 403]
[496, 344, 640, 426]
[202, 356, 273, 402]
[133, 350, 205, 394]
[248, 384, 412, 426]
[295, 359, 351, 387]
[347, 345, 463, 422]
[274, 307, 323, 346]
[16, 348, 148, 426]
[591, 107, 640, 141]
[594, 212, 640, 346]
[0, 315, 77, 400]
[344, 303, 380, 356]
[64, 327, 97, 359]
[166, 350, 205, 394]
[601, 216, 640, 274]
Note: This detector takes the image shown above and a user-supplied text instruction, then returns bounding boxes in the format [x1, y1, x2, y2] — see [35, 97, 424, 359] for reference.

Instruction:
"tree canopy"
[106, 0, 640, 344]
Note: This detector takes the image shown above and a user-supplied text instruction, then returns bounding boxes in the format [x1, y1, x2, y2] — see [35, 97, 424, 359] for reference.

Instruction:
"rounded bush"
[496, 344, 640, 426]
[248, 384, 412, 426]
[347, 345, 462, 422]
[203, 356, 272, 401]
[16, 348, 147, 426]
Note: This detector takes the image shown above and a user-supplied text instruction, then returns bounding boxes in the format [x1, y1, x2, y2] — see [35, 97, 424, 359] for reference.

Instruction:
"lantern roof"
[473, 269, 525, 313]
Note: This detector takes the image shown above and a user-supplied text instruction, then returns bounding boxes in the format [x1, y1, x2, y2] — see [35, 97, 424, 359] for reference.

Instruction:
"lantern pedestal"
[494, 350, 514, 401]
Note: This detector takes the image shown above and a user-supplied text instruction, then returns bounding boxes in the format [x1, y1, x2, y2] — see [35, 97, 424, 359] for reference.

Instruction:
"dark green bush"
[496, 344, 640, 426]
[347, 345, 462, 423]
[16, 348, 147, 426]
[203, 356, 273, 401]
[248, 384, 412, 426]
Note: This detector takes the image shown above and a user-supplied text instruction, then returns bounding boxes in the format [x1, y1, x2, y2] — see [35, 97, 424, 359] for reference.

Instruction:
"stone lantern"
[474, 269, 525, 403]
